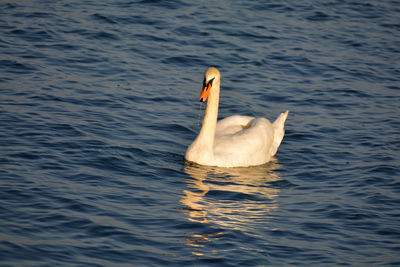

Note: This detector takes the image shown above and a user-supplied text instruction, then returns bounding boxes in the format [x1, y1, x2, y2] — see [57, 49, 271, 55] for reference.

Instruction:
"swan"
[185, 67, 289, 168]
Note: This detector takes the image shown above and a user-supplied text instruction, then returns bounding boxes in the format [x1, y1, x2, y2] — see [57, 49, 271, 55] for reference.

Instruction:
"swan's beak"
[199, 83, 211, 102]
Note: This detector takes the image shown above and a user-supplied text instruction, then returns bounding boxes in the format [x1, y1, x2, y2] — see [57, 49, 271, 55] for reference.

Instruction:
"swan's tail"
[271, 110, 289, 156]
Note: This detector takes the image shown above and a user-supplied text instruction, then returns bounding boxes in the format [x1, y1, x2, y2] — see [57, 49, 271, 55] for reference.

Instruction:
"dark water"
[1, 1, 400, 266]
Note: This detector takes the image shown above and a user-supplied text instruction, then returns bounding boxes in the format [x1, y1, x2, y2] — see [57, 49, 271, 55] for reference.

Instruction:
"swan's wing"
[214, 117, 275, 166]
[215, 115, 255, 137]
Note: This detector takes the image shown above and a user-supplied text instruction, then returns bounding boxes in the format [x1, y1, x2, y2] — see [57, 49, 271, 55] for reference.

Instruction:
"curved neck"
[197, 81, 220, 150]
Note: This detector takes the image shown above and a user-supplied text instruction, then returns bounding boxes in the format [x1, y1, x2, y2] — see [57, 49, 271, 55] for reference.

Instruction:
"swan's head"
[199, 67, 220, 102]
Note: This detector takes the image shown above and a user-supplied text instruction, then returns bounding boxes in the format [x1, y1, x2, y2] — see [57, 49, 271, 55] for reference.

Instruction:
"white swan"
[185, 67, 289, 168]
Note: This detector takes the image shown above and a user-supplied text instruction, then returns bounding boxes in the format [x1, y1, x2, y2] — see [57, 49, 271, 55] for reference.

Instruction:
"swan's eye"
[207, 78, 215, 88]
[203, 77, 215, 91]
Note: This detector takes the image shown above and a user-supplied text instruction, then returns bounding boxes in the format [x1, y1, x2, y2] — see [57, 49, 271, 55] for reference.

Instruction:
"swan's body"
[185, 67, 289, 167]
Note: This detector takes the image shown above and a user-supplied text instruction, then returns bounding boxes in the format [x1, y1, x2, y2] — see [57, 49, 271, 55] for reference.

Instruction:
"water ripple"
[1, 0, 399, 266]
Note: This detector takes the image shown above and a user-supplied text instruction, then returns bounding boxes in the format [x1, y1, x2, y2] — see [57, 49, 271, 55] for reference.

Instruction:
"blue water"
[1, 1, 399, 266]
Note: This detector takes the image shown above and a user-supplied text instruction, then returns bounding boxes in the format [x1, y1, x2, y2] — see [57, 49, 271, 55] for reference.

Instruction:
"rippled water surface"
[1, 1, 400, 266]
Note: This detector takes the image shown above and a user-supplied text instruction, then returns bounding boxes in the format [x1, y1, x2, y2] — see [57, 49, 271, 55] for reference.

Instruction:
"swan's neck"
[196, 81, 220, 151]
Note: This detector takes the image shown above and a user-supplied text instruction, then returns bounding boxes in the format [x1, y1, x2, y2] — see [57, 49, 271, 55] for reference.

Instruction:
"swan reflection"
[181, 160, 282, 255]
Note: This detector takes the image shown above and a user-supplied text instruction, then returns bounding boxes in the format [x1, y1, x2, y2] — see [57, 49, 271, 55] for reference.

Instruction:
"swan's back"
[213, 116, 273, 167]
[215, 115, 254, 137]
[212, 111, 289, 167]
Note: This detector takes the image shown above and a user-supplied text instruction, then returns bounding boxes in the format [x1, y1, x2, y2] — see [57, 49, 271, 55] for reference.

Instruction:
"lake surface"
[1, 0, 399, 266]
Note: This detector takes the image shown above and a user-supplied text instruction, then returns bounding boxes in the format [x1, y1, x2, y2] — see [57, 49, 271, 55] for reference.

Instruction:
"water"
[1, 0, 399, 266]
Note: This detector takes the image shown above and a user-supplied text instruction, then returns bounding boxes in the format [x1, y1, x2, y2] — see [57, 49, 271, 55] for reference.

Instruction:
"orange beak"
[199, 83, 212, 102]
